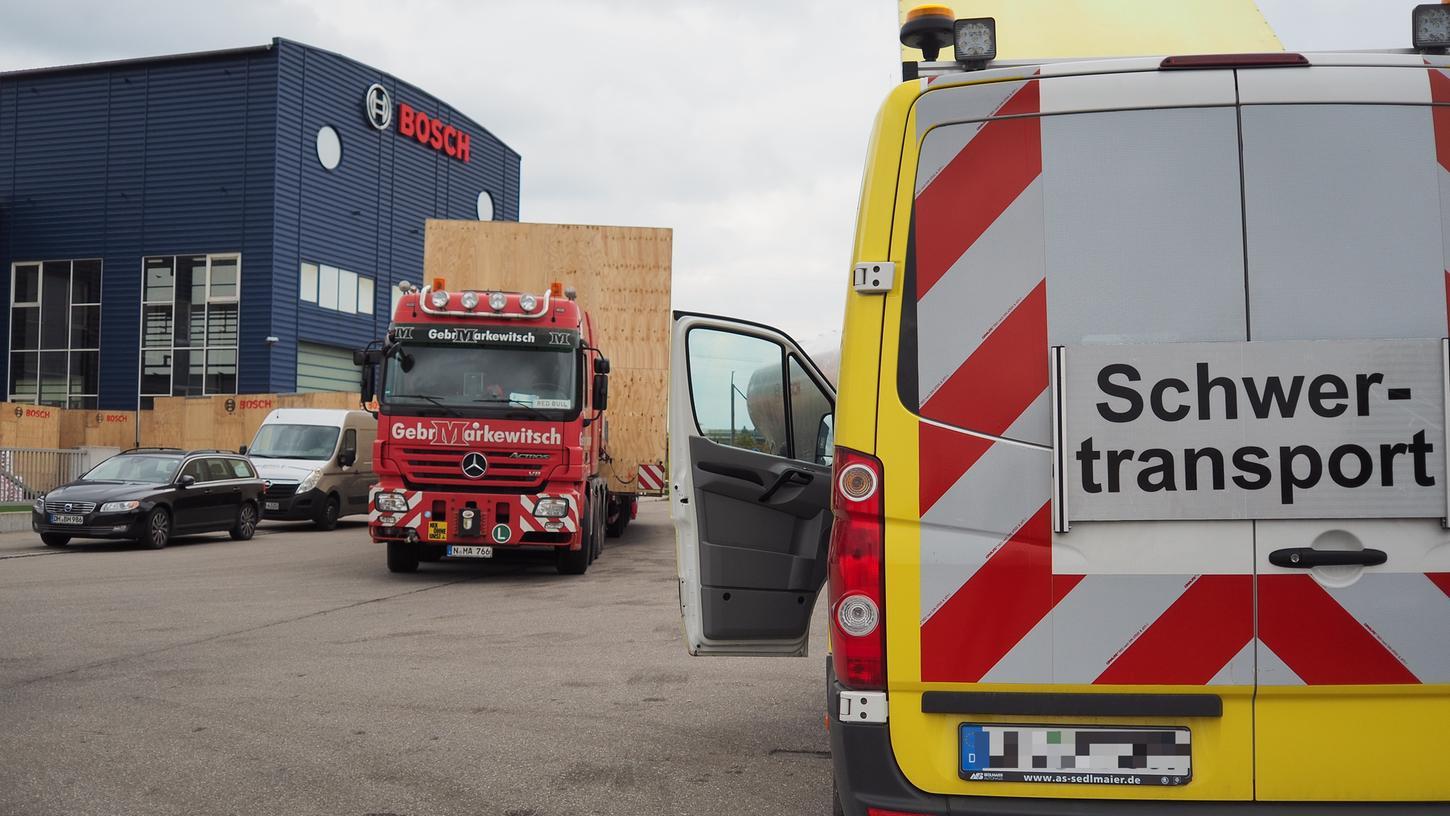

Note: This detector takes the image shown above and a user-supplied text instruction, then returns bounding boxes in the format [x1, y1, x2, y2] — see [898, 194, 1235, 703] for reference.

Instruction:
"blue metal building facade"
[0, 39, 521, 410]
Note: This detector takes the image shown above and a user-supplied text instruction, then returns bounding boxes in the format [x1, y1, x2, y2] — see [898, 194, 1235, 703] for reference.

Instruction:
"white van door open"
[668, 312, 836, 656]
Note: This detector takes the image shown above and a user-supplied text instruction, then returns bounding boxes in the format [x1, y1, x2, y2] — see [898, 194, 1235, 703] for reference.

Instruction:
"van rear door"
[1237, 61, 1450, 802]
[889, 68, 1257, 801]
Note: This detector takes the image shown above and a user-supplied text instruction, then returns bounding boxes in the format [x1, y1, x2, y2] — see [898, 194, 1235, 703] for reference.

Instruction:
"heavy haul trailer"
[670, 3, 1450, 815]
[361, 221, 669, 575]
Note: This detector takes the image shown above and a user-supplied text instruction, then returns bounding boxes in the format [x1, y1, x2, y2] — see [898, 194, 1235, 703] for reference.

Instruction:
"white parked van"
[244, 409, 376, 530]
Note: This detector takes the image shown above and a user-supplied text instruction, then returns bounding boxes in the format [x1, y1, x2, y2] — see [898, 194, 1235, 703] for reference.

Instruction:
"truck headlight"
[297, 469, 322, 493]
[532, 498, 569, 518]
[99, 500, 140, 513]
[375, 492, 409, 513]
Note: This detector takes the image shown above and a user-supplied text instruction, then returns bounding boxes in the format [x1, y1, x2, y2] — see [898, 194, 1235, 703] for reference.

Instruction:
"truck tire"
[558, 496, 593, 576]
[387, 540, 419, 573]
[418, 545, 444, 562]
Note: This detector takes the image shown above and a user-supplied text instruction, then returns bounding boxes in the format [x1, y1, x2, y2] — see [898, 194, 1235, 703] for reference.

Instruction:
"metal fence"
[0, 448, 94, 504]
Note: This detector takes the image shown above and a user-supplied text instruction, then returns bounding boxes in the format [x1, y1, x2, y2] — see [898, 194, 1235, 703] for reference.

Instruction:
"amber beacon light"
[900, 4, 956, 61]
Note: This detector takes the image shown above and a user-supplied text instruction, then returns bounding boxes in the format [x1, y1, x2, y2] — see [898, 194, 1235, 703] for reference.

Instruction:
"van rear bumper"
[827, 664, 1445, 815]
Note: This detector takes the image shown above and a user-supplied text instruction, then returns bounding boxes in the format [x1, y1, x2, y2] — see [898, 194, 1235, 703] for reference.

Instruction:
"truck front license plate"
[960, 724, 1190, 786]
[446, 545, 493, 559]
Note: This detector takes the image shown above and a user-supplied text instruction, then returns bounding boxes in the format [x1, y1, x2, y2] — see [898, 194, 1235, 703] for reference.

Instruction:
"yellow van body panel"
[1257, 685, 1450, 801]
[896, 0, 1282, 62]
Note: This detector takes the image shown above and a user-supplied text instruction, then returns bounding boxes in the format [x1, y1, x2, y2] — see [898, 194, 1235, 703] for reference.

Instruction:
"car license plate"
[960, 724, 1190, 786]
[447, 545, 493, 559]
[49, 513, 84, 525]
[265, 501, 280, 510]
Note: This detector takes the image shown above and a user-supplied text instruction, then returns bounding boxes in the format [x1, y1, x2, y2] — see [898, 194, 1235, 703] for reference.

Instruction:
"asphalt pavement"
[0, 501, 831, 816]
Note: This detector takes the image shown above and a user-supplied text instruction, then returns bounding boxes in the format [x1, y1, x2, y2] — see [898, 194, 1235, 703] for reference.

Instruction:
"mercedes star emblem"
[460, 452, 488, 480]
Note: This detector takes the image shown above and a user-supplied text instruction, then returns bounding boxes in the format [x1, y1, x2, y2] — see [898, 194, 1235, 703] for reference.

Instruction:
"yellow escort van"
[669, 5, 1450, 813]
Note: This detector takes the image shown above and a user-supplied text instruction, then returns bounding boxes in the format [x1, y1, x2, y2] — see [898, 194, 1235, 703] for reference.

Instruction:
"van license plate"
[49, 514, 84, 525]
[960, 724, 1190, 786]
[264, 501, 280, 510]
[447, 545, 493, 559]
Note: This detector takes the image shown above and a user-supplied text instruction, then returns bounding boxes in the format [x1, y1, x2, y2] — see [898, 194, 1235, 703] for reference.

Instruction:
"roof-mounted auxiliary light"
[428, 289, 449, 309]
[519, 293, 538, 312]
[459, 291, 480, 310]
[488, 291, 507, 311]
[953, 17, 996, 66]
[1413, 2, 1450, 52]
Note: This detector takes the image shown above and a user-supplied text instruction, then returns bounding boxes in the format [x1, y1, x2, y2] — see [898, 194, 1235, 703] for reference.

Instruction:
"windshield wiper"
[389, 393, 465, 417]
[474, 398, 553, 421]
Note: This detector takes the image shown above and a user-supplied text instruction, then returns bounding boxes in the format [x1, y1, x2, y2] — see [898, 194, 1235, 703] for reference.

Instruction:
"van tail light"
[828, 446, 885, 691]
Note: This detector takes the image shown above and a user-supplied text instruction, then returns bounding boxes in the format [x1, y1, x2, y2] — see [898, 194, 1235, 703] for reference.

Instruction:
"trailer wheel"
[605, 494, 628, 538]
[387, 540, 419, 573]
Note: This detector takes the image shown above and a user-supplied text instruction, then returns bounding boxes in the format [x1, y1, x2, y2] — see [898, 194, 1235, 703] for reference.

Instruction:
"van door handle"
[698, 461, 764, 485]
[1268, 548, 1387, 569]
[759, 468, 813, 502]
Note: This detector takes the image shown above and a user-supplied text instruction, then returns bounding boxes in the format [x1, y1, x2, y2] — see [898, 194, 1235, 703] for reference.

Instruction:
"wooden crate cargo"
[424, 221, 671, 496]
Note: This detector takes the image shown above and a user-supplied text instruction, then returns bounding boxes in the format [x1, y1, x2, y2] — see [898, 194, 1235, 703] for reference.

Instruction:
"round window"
[315, 126, 342, 170]
[477, 190, 494, 221]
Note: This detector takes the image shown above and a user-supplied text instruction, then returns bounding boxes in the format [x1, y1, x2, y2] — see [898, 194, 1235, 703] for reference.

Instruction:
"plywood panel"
[424, 220, 671, 493]
[0, 403, 62, 449]
[59, 409, 137, 449]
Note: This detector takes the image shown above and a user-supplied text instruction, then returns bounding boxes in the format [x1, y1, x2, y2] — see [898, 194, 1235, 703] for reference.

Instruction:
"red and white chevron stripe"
[916, 66, 1450, 688]
[368, 488, 425, 530]
[637, 463, 666, 492]
[518, 493, 578, 535]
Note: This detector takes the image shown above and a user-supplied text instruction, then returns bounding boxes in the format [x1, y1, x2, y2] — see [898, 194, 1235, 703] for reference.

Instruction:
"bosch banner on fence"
[1058, 339, 1448, 522]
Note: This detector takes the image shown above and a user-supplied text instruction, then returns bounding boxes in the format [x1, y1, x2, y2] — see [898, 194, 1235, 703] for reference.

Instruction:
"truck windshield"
[248, 424, 341, 460]
[382, 343, 579, 415]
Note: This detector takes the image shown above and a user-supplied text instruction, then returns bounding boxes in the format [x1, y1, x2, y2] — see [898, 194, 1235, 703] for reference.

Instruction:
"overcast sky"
[0, 1, 1427, 355]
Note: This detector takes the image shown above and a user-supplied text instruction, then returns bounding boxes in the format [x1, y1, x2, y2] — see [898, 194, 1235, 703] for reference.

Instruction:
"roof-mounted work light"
[459, 291, 480, 310]
[428, 289, 449, 309]
[488, 292, 507, 311]
[1414, 2, 1450, 51]
[954, 17, 996, 65]
[900, 4, 956, 62]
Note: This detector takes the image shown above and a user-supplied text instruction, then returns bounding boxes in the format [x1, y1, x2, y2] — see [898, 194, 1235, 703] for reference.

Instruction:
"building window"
[300, 261, 374, 315]
[8, 259, 101, 408]
[140, 254, 240, 402]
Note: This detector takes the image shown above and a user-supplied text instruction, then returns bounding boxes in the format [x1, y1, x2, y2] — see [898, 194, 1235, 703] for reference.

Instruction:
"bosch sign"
[364, 84, 470, 163]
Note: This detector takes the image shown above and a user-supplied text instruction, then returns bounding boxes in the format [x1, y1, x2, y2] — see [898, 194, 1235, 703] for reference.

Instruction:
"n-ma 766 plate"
[961, 724, 1190, 786]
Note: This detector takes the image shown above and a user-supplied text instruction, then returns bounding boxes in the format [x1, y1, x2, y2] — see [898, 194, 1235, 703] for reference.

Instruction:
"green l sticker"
[491, 524, 510, 544]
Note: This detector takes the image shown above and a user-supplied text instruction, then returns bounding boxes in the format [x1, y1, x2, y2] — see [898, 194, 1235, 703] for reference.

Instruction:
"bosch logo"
[460, 452, 488, 480]
[365, 83, 392, 131]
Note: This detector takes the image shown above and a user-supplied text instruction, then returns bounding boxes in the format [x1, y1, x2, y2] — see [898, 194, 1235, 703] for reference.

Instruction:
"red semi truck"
[359, 278, 618, 575]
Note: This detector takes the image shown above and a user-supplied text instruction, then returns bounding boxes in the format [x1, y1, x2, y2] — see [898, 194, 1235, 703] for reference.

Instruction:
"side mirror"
[177, 474, 197, 488]
[815, 415, 835, 466]
[338, 451, 356, 468]
[238, 445, 248, 455]
[595, 357, 611, 375]
[592, 372, 609, 412]
[360, 365, 377, 405]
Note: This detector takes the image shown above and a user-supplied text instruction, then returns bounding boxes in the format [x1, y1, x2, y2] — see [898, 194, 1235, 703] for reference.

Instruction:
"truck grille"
[398, 447, 560, 490]
[44, 500, 96, 514]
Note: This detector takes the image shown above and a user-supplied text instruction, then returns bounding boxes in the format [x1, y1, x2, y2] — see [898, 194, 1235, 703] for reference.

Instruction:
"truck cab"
[363, 280, 611, 575]
[670, 6, 1450, 813]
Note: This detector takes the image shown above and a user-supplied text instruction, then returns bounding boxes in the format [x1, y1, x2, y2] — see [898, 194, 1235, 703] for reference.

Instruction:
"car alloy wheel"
[233, 503, 257, 540]
[147, 509, 170, 549]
